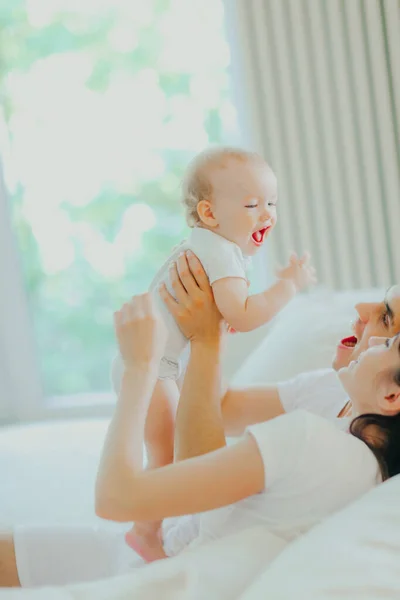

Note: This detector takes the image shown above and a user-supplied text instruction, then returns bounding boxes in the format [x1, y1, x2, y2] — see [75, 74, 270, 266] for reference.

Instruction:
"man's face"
[332, 285, 400, 370]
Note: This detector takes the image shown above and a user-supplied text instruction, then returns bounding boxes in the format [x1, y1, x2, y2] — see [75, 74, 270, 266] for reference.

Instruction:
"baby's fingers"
[275, 265, 285, 277]
[121, 302, 131, 325]
[299, 251, 311, 266]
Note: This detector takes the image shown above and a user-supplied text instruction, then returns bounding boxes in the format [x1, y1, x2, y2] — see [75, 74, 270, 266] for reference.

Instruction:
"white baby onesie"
[111, 227, 250, 391]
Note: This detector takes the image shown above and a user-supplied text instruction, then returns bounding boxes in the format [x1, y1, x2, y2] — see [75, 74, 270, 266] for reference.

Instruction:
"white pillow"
[243, 475, 400, 599]
[232, 287, 384, 385]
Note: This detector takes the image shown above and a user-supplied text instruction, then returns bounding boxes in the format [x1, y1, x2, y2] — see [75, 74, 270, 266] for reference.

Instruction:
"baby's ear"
[197, 200, 218, 228]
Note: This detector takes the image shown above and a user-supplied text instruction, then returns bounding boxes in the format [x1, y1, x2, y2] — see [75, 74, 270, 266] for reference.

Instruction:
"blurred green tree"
[0, 0, 233, 397]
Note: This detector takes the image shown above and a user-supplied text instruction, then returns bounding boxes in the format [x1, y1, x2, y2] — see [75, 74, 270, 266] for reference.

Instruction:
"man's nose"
[355, 302, 376, 323]
[368, 336, 387, 347]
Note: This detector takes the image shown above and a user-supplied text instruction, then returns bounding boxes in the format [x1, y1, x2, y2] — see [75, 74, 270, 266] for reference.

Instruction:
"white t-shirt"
[197, 410, 380, 546]
[278, 368, 348, 419]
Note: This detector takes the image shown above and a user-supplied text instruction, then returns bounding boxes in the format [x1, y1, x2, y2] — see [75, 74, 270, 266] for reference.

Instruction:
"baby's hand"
[276, 252, 317, 292]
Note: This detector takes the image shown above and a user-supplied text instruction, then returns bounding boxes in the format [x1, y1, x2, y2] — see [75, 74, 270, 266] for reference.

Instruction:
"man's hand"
[159, 250, 224, 345]
[114, 293, 167, 369]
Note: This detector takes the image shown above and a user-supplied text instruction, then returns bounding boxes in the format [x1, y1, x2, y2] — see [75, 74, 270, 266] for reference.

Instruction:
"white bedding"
[244, 474, 400, 599]
[2, 286, 399, 598]
[4, 476, 400, 599]
[0, 527, 287, 599]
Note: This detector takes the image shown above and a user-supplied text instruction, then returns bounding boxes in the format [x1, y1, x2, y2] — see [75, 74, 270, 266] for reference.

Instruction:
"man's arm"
[174, 350, 285, 457]
[158, 250, 231, 461]
[174, 338, 226, 461]
[221, 385, 285, 436]
[161, 251, 287, 455]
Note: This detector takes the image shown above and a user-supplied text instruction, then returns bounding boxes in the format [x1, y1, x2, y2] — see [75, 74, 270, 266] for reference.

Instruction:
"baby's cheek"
[242, 213, 256, 229]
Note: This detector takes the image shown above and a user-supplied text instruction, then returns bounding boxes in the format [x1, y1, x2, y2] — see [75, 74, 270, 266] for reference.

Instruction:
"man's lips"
[339, 335, 358, 350]
[251, 227, 270, 246]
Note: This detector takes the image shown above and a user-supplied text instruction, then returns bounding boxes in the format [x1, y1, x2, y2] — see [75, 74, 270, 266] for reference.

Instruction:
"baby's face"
[209, 159, 277, 256]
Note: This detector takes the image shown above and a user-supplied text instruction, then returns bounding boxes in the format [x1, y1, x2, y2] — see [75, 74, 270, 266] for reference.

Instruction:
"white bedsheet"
[0, 526, 287, 600]
[4, 477, 400, 598]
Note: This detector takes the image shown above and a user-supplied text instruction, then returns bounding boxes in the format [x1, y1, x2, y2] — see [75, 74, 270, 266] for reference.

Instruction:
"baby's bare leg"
[125, 379, 179, 562]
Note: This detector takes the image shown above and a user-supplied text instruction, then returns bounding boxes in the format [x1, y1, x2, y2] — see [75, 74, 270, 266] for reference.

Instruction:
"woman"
[96, 251, 400, 562]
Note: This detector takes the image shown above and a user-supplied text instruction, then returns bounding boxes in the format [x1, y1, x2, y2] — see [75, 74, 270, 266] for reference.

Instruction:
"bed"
[2, 287, 400, 599]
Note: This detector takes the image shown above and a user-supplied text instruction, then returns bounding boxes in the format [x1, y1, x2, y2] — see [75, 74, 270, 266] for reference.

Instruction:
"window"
[0, 0, 241, 419]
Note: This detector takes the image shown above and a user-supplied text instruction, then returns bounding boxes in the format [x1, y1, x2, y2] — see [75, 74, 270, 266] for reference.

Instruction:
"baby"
[111, 147, 316, 561]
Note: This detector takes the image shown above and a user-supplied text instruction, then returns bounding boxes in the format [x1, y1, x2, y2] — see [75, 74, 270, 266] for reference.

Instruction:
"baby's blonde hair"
[182, 146, 267, 227]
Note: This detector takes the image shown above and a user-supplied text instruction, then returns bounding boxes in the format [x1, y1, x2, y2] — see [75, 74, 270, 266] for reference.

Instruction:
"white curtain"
[0, 157, 43, 422]
[226, 0, 400, 289]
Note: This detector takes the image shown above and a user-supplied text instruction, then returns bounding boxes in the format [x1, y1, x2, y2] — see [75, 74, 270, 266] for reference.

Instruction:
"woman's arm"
[99, 435, 264, 522]
[96, 291, 265, 523]
[95, 295, 164, 519]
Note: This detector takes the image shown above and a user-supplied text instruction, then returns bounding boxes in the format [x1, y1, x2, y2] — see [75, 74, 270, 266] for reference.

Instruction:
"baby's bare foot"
[125, 523, 167, 562]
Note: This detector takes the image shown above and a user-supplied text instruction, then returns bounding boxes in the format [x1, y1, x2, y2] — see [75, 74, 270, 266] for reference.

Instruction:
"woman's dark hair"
[350, 368, 400, 480]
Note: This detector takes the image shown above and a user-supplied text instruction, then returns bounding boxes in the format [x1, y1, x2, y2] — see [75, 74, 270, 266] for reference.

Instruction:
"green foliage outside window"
[0, 0, 236, 397]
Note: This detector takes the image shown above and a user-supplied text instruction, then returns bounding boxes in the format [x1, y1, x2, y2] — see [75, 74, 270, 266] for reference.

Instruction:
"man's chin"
[332, 352, 352, 372]
[333, 337, 360, 371]
[332, 335, 360, 371]
[332, 356, 343, 371]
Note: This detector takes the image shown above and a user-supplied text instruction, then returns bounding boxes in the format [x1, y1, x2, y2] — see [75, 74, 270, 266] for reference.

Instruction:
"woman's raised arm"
[101, 435, 264, 523]
[95, 292, 264, 523]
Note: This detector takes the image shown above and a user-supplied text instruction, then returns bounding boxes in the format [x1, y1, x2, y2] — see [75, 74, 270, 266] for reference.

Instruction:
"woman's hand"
[159, 250, 224, 345]
[114, 293, 167, 369]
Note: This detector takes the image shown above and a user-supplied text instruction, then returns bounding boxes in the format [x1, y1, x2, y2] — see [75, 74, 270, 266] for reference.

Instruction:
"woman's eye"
[268, 202, 277, 207]
[245, 205, 258, 209]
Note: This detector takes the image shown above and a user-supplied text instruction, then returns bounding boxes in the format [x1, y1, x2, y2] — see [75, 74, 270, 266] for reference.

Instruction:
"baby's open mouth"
[340, 335, 358, 348]
[251, 227, 269, 246]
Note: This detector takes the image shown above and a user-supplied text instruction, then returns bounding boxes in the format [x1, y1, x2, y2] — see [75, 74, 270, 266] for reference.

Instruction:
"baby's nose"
[261, 207, 271, 222]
